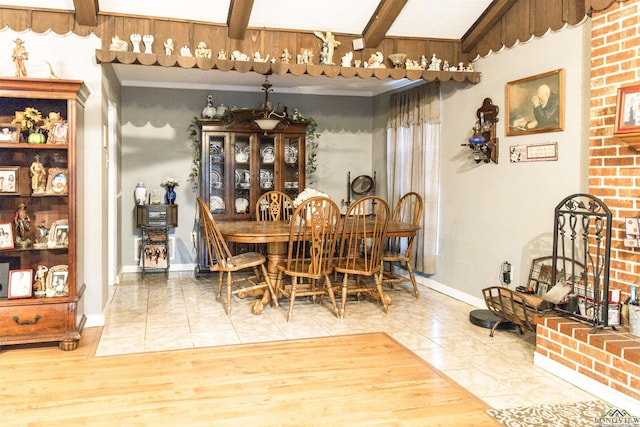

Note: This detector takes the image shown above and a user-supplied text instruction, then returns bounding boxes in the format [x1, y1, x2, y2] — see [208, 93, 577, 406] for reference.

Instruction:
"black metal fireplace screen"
[551, 193, 612, 332]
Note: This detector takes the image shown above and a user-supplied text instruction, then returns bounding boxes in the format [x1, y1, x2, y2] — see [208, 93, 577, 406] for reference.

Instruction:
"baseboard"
[534, 352, 640, 414]
[84, 313, 105, 328]
[416, 275, 486, 308]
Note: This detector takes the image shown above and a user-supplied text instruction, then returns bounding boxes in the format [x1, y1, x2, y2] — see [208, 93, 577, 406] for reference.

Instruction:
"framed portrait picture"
[45, 167, 68, 195]
[506, 69, 565, 136]
[45, 264, 68, 297]
[8, 269, 32, 299]
[0, 166, 19, 195]
[47, 122, 68, 144]
[47, 219, 69, 248]
[0, 222, 14, 251]
[0, 123, 21, 143]
[614, 84, 640, 134]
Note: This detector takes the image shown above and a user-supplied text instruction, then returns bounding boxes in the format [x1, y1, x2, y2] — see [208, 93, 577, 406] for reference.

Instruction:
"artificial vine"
[297, 115, 320, 185]
[188, 118, 201, 192]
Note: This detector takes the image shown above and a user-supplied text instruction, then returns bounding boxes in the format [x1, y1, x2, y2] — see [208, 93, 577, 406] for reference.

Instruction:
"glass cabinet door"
[233, 134, 251, 216]
[258, 135, 276, 197]
[206, 134, 226, 215]
[282, 136, 302, 200]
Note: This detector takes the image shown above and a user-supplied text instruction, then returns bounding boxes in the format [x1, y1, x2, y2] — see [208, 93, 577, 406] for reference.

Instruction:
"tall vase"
[134, 182, 147, 205]
[165, 185, 176, 204]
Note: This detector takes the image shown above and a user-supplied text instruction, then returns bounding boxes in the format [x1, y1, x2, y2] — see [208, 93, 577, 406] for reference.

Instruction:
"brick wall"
[590, 0, 640, 298]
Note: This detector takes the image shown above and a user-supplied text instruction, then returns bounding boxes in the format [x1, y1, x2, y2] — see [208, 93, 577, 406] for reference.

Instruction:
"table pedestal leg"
[252, 242, 287, 315]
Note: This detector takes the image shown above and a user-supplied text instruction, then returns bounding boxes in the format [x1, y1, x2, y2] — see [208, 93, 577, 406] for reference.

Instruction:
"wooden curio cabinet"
[0, 77, 88, 350]
[196, 110, 307, 272]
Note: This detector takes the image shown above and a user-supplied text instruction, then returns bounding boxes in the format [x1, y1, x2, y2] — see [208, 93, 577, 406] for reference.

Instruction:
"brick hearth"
[536, 315, 640, 401]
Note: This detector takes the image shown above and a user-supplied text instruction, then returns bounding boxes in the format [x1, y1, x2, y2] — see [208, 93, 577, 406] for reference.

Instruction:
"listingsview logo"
[594, 409, 640, 426]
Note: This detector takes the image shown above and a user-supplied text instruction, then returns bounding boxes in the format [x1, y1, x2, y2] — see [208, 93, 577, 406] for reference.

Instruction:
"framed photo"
[47, 122, 68, 144]
[47, 219, 69, 249]
[0, 222, 14, 250]
[614, 84, 640, 134]
[506, 69, 564, 136]
[0, 166, 19, 195]
[45, 264, 68, 297]
[0, 123, 20, 143]
[45, 167, 68, 195]
[8, 269, 32, 299]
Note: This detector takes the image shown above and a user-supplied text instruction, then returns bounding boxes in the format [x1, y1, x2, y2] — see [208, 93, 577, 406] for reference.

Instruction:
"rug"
[487, 400, 613, 427]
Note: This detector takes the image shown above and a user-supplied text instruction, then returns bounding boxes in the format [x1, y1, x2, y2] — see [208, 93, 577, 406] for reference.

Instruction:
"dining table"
[216, 219, 420, 314]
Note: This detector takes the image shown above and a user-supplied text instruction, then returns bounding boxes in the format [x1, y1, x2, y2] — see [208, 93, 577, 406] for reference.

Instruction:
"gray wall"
[120, 88, 373, 270]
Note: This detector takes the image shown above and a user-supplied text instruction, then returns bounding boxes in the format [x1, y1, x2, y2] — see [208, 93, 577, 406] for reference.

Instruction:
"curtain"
[386, 83, 440, 274]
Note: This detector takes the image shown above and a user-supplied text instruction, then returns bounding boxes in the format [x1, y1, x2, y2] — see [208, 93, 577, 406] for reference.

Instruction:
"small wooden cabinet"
[0, 77, 88, 350]
[196, 111, 307, 272]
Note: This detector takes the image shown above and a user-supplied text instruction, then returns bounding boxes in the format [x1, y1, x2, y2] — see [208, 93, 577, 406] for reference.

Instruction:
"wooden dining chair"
[197, 197, 277, 315]
[382, 192, 424, 298]
[333, 196, 390, 318]
[276, 196, 341, 321]
[256, 191, 294, 221]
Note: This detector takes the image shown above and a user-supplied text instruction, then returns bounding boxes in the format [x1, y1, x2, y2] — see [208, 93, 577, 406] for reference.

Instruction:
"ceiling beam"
[362, 0, 408, 49]
[73, 0, 99, 26]
[227, 0, 254, 40]
[461, 0, 517, 53]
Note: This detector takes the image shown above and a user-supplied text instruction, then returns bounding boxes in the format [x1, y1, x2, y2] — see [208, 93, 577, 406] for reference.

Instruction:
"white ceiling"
[4, 0, 493, 95]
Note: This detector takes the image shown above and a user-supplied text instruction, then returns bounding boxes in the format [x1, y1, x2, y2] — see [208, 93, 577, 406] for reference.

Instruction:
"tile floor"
[97, 270, 600, 409]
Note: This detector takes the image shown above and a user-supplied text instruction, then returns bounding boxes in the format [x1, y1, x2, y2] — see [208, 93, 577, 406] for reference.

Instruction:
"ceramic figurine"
[180, 45, 192, 57]
[314, 31, 340, 65]
[202, 95, 216, 119]
[195, 42, 212, 58]
[12, 38, 28, 77]
[218, 49, 227, 60]
[280, 48, 291, 63]
[108, 36, 129, 52]
[30, 154, 46, 194]
[142, 34, 154, 54]
[14, 203, 31, 248]
[341, 51, 353, 67]
[130, 34, 142, 53]
[164, 38, 174, 55]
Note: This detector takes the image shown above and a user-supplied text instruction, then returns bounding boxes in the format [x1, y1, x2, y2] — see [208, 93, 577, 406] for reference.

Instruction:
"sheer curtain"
[386, 83, 440, 274]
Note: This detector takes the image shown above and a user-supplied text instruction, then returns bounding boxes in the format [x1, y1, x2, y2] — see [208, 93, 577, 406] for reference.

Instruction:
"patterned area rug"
[487, 400, 613, 427]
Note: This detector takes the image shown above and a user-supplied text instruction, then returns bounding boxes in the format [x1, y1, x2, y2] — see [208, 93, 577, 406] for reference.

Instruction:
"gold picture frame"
[45, 167, 68, 195]
[506, 69, 565, 136]
[47, 122, 68, 144]
[45, 264, 68, 297]
[0, 123, 21, 143]
[47, 219, 68, 249]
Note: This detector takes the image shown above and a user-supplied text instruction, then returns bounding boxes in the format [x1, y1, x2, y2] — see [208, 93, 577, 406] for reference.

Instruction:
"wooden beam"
[362, 0, 408, 49]
[461, 0, 517, 53]
[227, 0, 254, 40]
[73, 0, 98, 26]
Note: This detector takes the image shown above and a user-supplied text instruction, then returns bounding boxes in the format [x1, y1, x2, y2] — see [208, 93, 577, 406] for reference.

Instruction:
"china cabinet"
[0, 77, 88, 350]
[196, 111, 307, 272]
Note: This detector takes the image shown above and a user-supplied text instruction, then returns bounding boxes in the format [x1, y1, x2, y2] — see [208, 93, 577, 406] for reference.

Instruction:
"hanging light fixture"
[254, 75, 288, 131]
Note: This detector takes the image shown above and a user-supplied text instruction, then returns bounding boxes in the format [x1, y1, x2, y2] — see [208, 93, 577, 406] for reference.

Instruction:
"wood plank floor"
[1, 328, 497, 426]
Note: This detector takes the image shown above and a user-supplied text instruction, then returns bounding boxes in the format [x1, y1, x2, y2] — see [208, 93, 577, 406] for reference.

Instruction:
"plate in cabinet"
[285, 145, 298, 164]
[210, 196, 225, 211]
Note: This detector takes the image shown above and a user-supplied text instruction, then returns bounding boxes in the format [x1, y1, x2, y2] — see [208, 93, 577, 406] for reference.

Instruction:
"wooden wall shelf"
[95, 50, 481, 84]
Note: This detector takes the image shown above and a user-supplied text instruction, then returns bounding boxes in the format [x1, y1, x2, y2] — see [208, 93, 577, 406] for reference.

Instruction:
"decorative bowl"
[388, 53, 407, 69]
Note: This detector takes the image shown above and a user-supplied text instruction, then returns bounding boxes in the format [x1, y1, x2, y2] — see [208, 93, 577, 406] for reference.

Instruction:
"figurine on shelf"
[35, 220, 49, 249]
[428, 53, 441, 71]
[217, 49, 227, 60]
[30, 154, 46, 194]
[314, 31, 340, 65]
[180, 45, 192, 57]
[341, 51, 353, 67]
[280, 48, 291, 63]
[195, 42, 212, 59]
[33, 264, 48, 297]
[14, 203, 31, 248]
[202, 95, 216, 119]
[12, 38, 28, 77]
[108, 36, 129, 52]
[164, 38, 174, 55]
[142, 34, 154, 54]
[130, 34, 142, 53]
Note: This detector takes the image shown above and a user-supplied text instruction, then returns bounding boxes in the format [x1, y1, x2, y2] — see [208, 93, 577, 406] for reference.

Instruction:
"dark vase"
[165, 186, 176, 204]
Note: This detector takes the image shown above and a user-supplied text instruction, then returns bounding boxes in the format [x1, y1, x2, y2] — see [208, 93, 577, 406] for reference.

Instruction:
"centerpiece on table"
[161, 177, 179, 204]
[292, 188, 329, 208]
